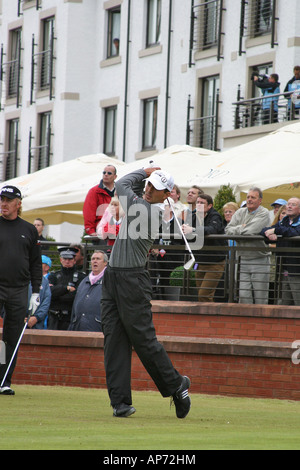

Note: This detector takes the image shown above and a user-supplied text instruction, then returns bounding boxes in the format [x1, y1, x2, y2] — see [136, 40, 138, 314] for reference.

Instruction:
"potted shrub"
[169, 265, 196, 300]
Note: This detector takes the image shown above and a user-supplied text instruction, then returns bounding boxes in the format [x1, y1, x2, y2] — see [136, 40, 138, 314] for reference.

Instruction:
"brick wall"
[8, 331, 300, 400]
[1, 301, 300, 401]
[152, 301, 300, 342]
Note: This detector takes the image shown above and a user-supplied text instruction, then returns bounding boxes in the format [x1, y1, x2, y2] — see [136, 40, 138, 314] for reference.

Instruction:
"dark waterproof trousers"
[101, 266, 182, 406]
[0, 285, 28, 387]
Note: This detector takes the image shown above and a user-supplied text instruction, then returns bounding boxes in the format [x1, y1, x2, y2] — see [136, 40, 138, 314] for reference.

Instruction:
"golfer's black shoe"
[113, 403, 136, 418]
[172, 376, 191, 419]
[0, 386, 15, 396]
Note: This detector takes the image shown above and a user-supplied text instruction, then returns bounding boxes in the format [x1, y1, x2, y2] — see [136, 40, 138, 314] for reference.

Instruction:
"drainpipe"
[122, 0, 131, 162]
[164, 0, 173, 149]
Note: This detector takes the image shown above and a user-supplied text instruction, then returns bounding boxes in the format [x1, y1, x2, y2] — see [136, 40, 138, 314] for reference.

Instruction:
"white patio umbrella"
[9, 145, 226, 224]
[189, 122, 300, 206]
[122, 144, 228, 200]
[1, 154, 126, 224]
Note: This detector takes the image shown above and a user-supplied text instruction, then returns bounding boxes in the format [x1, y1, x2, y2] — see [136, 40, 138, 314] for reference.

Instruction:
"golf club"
[167, 197, 195, 271]
[0, 316, 30, 389]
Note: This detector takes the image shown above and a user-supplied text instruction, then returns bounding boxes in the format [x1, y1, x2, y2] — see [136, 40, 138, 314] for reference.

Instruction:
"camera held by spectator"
[251, 70, 269, 83]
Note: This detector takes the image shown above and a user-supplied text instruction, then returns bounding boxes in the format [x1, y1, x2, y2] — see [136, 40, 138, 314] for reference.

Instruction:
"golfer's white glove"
[29, 293, 40, 316]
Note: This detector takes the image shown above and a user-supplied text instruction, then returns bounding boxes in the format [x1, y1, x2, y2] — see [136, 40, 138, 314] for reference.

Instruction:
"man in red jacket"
[83, 165, 117, 237]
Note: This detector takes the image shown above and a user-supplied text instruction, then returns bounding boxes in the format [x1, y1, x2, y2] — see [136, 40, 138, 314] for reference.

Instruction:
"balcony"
[222, 91, 300, 149]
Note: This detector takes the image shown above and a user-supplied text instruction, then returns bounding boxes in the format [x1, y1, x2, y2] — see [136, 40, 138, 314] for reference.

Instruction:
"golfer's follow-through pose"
[101, 167, 191, 418]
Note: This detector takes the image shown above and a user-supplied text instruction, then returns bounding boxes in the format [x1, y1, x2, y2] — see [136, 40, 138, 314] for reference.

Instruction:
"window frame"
[103, 105, 117, 156]
[107, 7, 121, 59]
[38, 111, 52, 170]
[146, 0, 162, 48]
[142, 97, 158, 150]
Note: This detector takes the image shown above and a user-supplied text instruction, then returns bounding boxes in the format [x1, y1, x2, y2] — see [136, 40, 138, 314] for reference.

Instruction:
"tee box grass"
[1, 385, 300, 450]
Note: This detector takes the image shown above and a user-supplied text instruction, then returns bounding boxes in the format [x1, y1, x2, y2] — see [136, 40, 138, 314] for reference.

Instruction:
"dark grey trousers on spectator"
[101, 266, 182, 407]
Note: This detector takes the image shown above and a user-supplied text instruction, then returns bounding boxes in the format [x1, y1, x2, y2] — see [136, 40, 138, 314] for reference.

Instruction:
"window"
[104, 106, 117, 156]
[239, 0, 276, 54]
[107, 7, 121, 58]
[190, 0, 225, 64]
[202, 76, 220, 118]
[202, 0, 219, 48]
[6, 119, 19, 180]
[142, 97, 158, 150]
[38, 112, 51, 169]
[200, 75, 220, 149]
[253, 0, 273, 36]
[40, 17, 55, 89]
[8, 28, 22, 98]
[146, 0, 161, 47]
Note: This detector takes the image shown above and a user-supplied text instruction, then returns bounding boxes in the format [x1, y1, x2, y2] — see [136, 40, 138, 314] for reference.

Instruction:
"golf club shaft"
[0, 319, 29, 388]
[167, 198, 195, 258]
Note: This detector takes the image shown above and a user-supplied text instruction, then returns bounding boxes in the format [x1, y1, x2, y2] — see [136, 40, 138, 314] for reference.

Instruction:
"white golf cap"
[147, 170, 174, 192]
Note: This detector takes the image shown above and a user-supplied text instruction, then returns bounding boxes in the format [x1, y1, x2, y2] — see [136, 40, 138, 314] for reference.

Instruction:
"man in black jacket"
[254, 73, 280, 124]
[47, 248, 86, 330]
[0, 185, 42, 395]
[261, 197, 300, 305]
[183, 193, 227, 302]
[284, 66, 300, 116]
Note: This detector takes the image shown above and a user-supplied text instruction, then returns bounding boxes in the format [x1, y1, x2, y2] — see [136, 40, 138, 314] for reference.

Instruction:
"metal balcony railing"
[37, 235, 300, 307]
[186, 91, 221, 151]
[0, 149, 18, 181]
[189, 0, 225, 66]
[239, 0, 278, 55]
[233, 91, 300, 129]
[0, 43, 22, 109]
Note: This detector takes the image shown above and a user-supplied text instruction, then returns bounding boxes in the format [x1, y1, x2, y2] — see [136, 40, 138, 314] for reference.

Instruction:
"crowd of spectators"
[2, 169, 299, 399]
[25, 183, 299, 335]
[251, 65, 300, 124]
[2, 168, 299, 337]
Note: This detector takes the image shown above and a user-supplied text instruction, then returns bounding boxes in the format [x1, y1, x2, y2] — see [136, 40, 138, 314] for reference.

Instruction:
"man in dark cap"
[0, 185, 42, 395]
[47, 247, 85, 330]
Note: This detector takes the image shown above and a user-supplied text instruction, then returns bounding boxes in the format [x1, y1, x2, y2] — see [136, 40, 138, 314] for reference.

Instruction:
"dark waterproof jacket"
[48, 266, 86, 316]
[192, 208, 227, 264]
[83, 180, 115, 234]
[69, 275, 103, 332]
[261, 215, 300, 275]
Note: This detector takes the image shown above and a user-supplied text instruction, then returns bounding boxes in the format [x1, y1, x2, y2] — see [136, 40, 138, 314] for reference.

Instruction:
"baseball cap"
[271, 198, 287, 207]
[147, 170, 174, 192]
[42, 255, 52, 268]
[0, 185, 22, 199]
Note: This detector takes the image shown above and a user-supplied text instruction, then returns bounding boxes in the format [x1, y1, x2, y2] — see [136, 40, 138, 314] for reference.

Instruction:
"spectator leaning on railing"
[225, 187, 271, 305]
[261, 198, 300, 306]
[182, 194, 227, 302]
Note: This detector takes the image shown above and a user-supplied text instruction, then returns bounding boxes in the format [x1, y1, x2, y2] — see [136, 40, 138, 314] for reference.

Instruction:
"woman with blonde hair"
[96, 196, 124, 246]
[271, 204, 287, 226]
[222, 202, 239, 225]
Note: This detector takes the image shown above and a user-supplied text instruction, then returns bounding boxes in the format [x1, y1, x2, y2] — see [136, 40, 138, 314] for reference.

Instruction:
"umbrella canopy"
[6, 145, 225, 225]
[1, 154, 126, 224]
[122, 144, 227, 199]
[191, 122, 300, 206]
[5, 125, 298, 226]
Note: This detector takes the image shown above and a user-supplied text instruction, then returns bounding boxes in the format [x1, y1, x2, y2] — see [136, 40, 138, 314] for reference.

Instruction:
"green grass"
[0, 385, 300, 450]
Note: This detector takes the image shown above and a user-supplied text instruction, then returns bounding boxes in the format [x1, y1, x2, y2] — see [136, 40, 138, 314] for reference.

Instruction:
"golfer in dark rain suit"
[101, 167, 191, 418]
